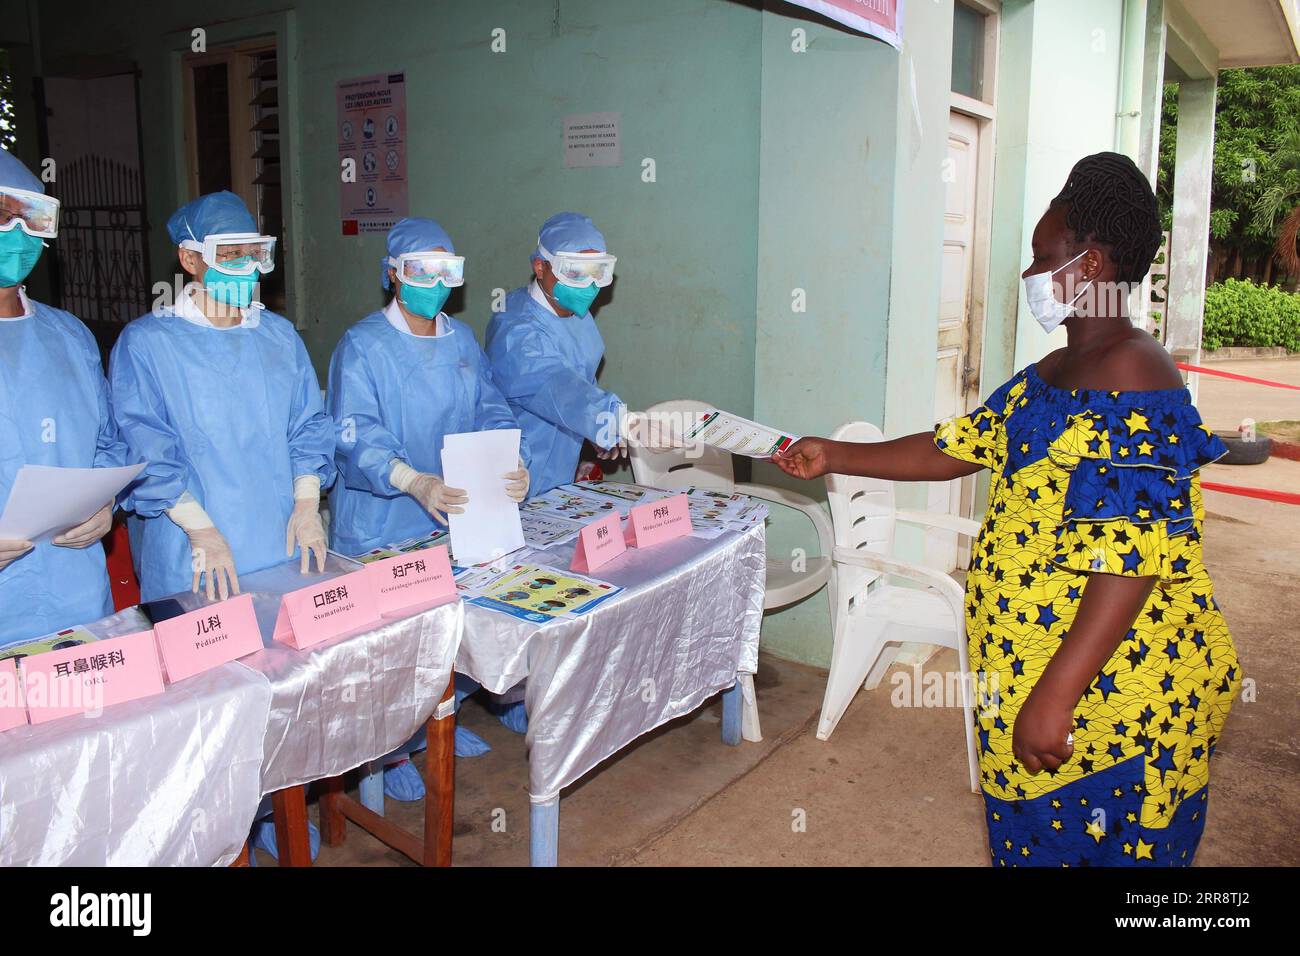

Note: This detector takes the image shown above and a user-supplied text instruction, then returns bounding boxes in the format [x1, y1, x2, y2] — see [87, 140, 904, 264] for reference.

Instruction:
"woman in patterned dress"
[773, 153, 1238, 866]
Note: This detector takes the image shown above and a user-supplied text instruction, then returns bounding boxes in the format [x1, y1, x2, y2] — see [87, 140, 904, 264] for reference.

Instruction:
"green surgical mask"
[399, 280, 450, 319]
[550, 281, 599, 316]
[0, 228, 44, 288]
[202, 266, 259, 308]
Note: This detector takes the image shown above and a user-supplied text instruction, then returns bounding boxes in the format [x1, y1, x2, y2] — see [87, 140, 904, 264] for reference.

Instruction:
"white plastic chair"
[629, 399, 834, 611]
[821, 421, 980, 793]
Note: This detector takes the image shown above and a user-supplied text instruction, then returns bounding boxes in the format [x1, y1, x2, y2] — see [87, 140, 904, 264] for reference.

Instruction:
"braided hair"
[1050, 152, 1161, 284]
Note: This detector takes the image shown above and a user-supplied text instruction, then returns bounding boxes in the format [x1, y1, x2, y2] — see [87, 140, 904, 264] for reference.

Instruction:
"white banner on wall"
[783, 0, 903, 50]
[564, 112, 622, 168]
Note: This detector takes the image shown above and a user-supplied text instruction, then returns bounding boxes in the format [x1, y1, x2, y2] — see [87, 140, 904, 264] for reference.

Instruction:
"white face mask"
[1023, 249, 1092, 333]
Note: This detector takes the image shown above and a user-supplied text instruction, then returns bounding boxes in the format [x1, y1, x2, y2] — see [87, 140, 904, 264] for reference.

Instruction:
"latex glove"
[186, 526, 240, 601]
[391, 461, 467, 524]
[0, 539, 33, 572]
[53, 501, 114, 549]
[286, 499, 327, 574]
[503, 458, 529, 503]
[169, 496, 240, 601]
[625, 410, 686, 452]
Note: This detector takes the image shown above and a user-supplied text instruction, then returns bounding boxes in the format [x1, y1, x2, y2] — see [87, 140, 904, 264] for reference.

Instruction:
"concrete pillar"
[1136, 0, 1167, 182]
[1165, 76, 1218, 357]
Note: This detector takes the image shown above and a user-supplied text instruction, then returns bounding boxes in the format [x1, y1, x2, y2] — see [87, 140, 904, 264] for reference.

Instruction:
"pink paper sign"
[273, 569, 381, 650]
[624, 493, 692, 549]
[21, 629, 165, 725]
[154, 593, 265, 683]
[366, 545, 459, 616]
[572, 511, 627, 573]
[0, 658, 27, 732]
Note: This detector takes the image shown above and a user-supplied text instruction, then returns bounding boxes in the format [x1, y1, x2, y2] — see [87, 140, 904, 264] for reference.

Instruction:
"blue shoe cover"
[250, 818, 320, 864]
[492, 699, 528, 734]
[383, 758, 426, 802]
[455, 725, 492, 757]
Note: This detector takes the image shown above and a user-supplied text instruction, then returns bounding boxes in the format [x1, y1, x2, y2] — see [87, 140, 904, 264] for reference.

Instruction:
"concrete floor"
[300, 358, 1298, 867]
[1197, 354, 1300, 433]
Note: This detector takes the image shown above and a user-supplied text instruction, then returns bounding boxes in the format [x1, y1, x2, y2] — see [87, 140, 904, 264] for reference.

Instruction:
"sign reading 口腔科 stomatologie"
[338, 72, 409, 235]
[564, 112, 622, 168]
[782, 0, 902, 50]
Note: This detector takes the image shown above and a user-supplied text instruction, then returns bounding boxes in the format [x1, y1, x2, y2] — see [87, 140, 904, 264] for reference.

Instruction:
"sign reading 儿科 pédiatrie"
[337, 72, 409, 235]
[564, 112, 622, 168]
[782, 0, 902, 50]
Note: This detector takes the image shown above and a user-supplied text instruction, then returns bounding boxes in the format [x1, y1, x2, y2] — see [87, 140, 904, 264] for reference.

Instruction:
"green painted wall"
[26, 0, 763, 422]
[750, 3, 903, 665]
[1010, 0, 1125, 370]
[881, 0, 955, 561]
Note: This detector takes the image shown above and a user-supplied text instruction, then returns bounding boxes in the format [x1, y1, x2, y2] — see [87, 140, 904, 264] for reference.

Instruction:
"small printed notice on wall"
[338, 72, 409, 235]
[564, 112, 621, 168]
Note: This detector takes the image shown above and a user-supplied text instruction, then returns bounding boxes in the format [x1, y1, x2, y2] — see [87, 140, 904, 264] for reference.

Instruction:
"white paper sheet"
[0, 463, 145, 542]
[683, 409, 799, 458]
[441, 429, 525, 566]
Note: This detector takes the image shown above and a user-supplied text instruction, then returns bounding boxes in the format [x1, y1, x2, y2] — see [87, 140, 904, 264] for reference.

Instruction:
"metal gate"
[49, 155, 151, 334]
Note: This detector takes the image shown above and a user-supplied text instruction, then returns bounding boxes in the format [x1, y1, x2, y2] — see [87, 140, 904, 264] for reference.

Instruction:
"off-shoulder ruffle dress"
[934, 365, 1239, 866]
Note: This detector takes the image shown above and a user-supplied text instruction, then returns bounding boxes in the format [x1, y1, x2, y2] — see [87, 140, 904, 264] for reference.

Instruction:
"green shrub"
[1202, 278, 1300, 351]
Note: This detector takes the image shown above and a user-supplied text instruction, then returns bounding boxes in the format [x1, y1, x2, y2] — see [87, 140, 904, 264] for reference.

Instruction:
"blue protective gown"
[326, 308, 524, 557]
[0, 299, 127, 644]
[109, 306, 335, 602]
[485, 285, 621, 497]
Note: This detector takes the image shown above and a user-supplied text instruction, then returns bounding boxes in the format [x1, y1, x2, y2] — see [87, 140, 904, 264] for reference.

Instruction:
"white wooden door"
[927, 110, 981, 572]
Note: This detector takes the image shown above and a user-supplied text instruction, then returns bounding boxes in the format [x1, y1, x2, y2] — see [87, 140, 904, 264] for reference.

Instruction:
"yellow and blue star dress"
[934, 365, 1239, 867]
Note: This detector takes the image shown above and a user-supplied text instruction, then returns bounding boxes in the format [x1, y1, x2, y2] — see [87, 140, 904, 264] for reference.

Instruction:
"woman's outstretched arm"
[771, 431, 985, 483]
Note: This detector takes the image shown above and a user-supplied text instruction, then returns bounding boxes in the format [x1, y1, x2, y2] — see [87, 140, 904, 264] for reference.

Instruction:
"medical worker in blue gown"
[110, 191, 335, 603]
[485, 212, 642, 496]
[327, 217, 531, 798]
[0, 150, 125, 646]
[109, 191, 335, 862]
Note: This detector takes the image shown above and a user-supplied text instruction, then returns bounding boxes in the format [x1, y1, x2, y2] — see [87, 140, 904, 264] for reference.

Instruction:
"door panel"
[926, 111, 981, 572]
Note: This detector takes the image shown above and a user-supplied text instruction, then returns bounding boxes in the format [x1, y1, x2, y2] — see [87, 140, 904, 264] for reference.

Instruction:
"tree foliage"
[1158, 65, 1300, 284]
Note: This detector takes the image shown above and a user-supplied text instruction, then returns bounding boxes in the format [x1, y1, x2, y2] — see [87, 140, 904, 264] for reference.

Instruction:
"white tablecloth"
[230, 556, 462, 793]
[457, 523, 765, 800]
[0, 553, 463, 866]
[0, 607, 271, 867]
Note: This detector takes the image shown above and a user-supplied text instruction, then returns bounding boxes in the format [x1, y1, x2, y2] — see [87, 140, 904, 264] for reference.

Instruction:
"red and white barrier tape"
[1177, 362, 1300, 392]
[1202, 481, 1300, 506]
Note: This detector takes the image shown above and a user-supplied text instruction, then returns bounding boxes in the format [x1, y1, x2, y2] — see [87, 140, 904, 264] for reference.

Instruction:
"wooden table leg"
[423, 674, 456, 866]
[318, 774, 346, 847]
[270, 785, 313, 867]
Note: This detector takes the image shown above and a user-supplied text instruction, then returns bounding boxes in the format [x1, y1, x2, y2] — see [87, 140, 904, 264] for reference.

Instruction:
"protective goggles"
[388, 251, 466, 288]
[0, 186, 60, 239]
[181, 233, 277, 276]
[537, 243, 616, 288]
